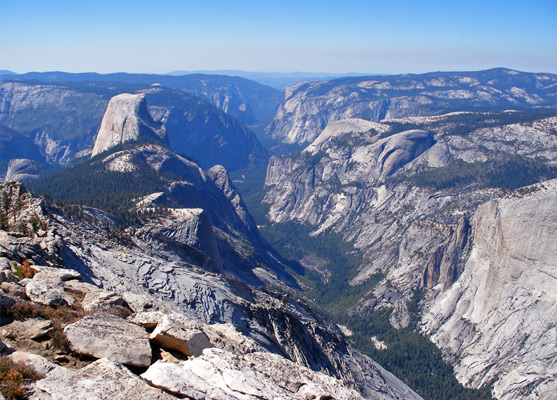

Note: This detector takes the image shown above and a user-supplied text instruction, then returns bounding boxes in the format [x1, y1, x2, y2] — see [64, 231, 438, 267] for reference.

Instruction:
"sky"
[1, 0, 556, 75]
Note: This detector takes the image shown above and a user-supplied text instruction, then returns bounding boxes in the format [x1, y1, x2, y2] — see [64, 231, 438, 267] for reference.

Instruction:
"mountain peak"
[91, 93, 168, 157]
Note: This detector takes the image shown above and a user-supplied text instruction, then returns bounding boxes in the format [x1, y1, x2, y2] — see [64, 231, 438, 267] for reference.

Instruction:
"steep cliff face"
[150, 87, 268, 171]
[422, 180, 557, 400]
[262, 111, 557, 398]
[264, 113, 557, 285]
[266, 69, 557, 145]
[91, 93, 167, 157]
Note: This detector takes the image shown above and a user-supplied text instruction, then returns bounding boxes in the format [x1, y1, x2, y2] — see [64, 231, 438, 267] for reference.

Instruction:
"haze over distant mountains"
[0, 69, 383, 90]
[167, 70, 384, 89]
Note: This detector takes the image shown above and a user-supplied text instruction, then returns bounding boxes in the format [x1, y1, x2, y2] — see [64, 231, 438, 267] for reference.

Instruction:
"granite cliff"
[422, 181, 557, 400]
[0, 80, 267, 177]
[91, 93, 167, 157]
[262, 109, 557, 398]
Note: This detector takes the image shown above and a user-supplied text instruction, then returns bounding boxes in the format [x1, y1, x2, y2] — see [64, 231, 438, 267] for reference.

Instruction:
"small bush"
[11, 260, 37, 280]
[0, 356, 44, 400]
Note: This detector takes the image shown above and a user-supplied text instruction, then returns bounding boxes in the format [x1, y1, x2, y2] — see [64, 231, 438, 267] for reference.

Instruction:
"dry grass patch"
[0, 356, 44, 400]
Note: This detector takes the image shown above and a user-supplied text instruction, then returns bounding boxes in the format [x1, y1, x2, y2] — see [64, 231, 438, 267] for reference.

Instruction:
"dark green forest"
[406, 155, 557, 191]
[31, 147, 171, 223]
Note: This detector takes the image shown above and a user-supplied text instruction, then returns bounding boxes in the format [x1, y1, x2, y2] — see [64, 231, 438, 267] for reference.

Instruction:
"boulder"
[64, 312, 152, 367]
[81, 289, 131, 313]
[25, 280, 73, 306]
[128, 311, 166, 329]
[149, 314, 212, 357]
[2, 318, 53, 340]
[141, 348, 363, 400]
[8, 351, 58, 376]
[62, 280, 96, 294]
[31, 358, 175, 400]
[121, 292, 157, 313]
[141, 359, 233, 400]
[31, 266, 82, 283]
[1, 281, 27, 299]
[25, 266, 81, 306]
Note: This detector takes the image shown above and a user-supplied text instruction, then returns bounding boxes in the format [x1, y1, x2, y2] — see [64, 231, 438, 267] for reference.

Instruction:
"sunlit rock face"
[91, 93, 167, 157]
[422, 180, 557, 400]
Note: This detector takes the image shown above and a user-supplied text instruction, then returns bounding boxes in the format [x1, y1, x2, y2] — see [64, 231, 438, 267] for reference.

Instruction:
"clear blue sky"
[1, 0, 555, 74]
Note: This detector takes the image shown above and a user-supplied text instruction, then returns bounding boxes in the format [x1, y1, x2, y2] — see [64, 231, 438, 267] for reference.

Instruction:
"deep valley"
[0, 68, 555, 400]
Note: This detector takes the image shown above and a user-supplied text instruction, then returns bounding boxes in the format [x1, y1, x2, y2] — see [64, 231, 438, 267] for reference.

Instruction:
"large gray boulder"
[64, 312, 152, 367]
[149, 314, 212, 357]
[25, 280, 73, 306]
[1, 318, 53, 340]
[25, 266, 82, 306]
[81, 289, 131, 313]
[31, 358, 174, 400]
[8, 351, 59, 376]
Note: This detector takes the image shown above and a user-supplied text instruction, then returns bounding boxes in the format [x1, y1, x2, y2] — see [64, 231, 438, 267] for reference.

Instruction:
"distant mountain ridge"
[266, 68, 557, 145]
[0, 71, 282, 130]
[0, 80, 267, 176]
[167, 70, 385, 89]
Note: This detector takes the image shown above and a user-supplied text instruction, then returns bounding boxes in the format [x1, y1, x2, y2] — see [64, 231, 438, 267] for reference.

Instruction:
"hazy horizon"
[1, 0, 555, 75]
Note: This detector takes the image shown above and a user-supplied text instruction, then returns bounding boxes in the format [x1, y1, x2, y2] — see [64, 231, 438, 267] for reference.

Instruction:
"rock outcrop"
[31, 358, 175, 400]
[149, 314, 212, 357]
[2, 318, 53, 341]
[64, 313, 152, 367]
[4, 159, 46, 182]
[81, 289, 131, 313]
[25, 267, 82, 307]
[91, 93, 167, 157]
[141, 348, 365, 400]
[422, 180, 557, 399]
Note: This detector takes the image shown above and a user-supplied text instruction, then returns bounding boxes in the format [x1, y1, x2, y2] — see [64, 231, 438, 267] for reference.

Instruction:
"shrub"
[11, 260, 37, 280]
[0, 356, 44, 400]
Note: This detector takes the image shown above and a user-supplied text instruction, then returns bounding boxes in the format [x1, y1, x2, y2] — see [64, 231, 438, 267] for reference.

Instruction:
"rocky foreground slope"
[0, 181, 420, 399]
